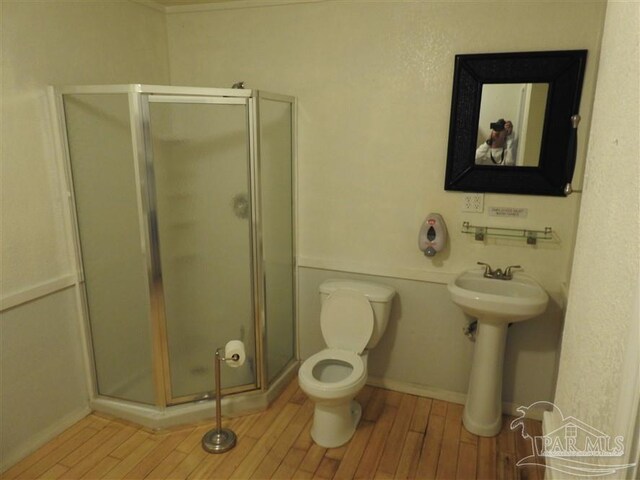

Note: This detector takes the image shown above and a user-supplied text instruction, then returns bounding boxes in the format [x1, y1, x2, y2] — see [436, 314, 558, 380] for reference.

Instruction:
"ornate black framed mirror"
[444, 50, 587, 196]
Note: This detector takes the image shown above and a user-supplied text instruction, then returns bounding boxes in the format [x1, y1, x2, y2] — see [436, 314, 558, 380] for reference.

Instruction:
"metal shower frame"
[50, 84, 298, 409]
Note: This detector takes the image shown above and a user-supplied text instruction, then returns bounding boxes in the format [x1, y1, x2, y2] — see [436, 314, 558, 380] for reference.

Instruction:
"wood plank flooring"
[3, 379, 545, 479]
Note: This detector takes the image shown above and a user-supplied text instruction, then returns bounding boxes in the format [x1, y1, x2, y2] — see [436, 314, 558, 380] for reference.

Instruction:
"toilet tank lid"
[319, 279, 396, 302]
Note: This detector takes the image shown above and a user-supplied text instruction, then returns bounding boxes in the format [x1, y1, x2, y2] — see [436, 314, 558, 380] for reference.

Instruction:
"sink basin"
[448, 268, 549, 436]
[448, 269, 548, 322]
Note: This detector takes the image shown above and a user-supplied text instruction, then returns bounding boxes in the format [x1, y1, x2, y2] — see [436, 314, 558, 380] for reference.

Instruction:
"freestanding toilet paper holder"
[201, 347, 240, 454]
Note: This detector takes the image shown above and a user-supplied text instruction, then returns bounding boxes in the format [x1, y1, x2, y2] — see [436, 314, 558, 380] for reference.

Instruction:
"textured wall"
[0, 0, 169, 469]
[166, 0, 606, 406]
[167, 0, 606, 295]
[2, 0, 169, 294]
[553, 0, 640, 437]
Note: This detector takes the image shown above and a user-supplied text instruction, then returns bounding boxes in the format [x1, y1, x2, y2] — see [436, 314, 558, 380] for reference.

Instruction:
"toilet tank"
[319, 279, 396, 349]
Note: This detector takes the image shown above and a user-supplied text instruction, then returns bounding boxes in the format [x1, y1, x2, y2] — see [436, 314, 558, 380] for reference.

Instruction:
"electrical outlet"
[462, 193, 484, 213]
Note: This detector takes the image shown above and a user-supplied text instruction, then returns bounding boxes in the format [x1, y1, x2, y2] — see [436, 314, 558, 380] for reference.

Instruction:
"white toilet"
[298, 279, 396, 448]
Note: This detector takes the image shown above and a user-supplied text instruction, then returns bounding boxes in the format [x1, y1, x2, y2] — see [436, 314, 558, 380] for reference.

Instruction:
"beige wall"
[167, 0, 604, 295]
[299, 267, 565, 410]
[2, 0, 169, 293]
[553, 0, 639, 455]
[521, 83, 548, 167]
[166, 1, 606, 407]
[0, 0, 169, 469]
[0, 0, 621, 470]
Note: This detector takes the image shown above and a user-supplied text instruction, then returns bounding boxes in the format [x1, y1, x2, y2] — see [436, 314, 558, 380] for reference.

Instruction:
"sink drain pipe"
[463, 320, 478, 340]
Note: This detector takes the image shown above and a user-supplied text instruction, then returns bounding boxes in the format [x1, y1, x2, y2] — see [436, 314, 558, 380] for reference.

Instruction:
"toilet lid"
[321, 290, 374, 354]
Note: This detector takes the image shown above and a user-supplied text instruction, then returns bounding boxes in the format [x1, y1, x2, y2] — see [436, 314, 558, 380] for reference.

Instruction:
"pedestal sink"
[448, 268, 549, 436]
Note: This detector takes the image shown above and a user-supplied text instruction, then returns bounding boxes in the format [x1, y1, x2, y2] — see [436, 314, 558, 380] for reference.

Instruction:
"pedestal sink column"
[463, 319, 508, 437]
[448, 268, 549, 437]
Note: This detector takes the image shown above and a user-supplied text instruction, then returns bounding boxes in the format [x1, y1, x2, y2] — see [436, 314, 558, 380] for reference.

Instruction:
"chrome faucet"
[477, 262, 522, 280]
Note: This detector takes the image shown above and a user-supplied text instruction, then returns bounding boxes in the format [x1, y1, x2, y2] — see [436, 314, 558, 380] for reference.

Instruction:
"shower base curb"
[90, 361, 299, 431]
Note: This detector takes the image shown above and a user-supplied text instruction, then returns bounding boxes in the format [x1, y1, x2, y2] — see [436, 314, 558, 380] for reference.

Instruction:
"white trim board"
[297, 258, 567, 307]
[297, 257, 456, 285]
[0, 274, 77, 312]
[367, 376, 545, 421]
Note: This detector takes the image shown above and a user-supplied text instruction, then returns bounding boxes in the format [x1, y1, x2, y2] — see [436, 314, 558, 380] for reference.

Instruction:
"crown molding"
[131, 0, 168, 13]
[164, 0, 327, 14]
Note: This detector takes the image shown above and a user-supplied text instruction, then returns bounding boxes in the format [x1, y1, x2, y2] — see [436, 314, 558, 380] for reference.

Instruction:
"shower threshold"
[90, 361, 299, 431]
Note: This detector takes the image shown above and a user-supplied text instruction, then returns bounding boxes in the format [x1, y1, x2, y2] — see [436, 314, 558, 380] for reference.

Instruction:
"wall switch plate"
[462, 193, 484, 213]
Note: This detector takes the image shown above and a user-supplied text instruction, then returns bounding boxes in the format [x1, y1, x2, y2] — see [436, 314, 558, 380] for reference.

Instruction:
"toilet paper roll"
[224, 340, 246, 368]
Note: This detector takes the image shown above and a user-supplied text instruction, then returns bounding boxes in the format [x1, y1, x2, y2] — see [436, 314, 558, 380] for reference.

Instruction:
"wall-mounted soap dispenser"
[418, 213, 448, 257]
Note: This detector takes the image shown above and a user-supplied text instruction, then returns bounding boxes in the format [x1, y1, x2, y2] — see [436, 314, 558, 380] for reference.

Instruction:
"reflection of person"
[475, 118, 515, 166]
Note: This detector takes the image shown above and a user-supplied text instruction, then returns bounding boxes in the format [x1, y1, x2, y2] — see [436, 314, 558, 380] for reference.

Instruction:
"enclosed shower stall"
[52, 85, 296, 427]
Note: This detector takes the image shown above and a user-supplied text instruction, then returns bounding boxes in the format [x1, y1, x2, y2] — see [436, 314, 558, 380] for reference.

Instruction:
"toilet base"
[311, 400, 362, 448]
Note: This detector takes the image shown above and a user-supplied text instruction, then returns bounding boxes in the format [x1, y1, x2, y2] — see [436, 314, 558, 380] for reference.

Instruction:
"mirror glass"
[475, 83, 549, 167]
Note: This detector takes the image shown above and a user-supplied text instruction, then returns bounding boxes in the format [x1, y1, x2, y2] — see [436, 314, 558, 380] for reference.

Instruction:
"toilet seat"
[299, 349, 365, 393]
[300, 290, 372, 398]
[321, 290, 374, 354]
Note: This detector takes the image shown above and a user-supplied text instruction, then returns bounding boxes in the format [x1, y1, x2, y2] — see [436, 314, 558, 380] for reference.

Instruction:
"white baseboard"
[367, 375, 544, 421]
[367, 375, 467, 405]
[1, 406, 91, 474]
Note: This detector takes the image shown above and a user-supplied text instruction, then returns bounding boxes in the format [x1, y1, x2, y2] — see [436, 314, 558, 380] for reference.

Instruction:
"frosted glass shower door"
[147, 97, 256, 403]
[63, 93, 155, 404]
[258, 94, 295, 383]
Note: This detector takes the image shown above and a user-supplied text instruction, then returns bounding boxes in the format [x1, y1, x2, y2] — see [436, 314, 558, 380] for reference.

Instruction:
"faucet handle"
[477, 262, 494, 277]
[504, 265, 522, 277]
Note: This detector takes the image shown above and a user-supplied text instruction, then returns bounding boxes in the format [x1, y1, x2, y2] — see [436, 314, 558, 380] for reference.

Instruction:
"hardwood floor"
[3, 379, 545, 479]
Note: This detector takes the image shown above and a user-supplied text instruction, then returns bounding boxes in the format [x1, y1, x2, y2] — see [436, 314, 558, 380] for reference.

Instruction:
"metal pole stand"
[201, 348, 240, 454]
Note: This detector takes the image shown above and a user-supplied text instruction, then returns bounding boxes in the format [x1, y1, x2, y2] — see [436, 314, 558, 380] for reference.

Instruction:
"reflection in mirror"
[475, 83, 549, 167]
